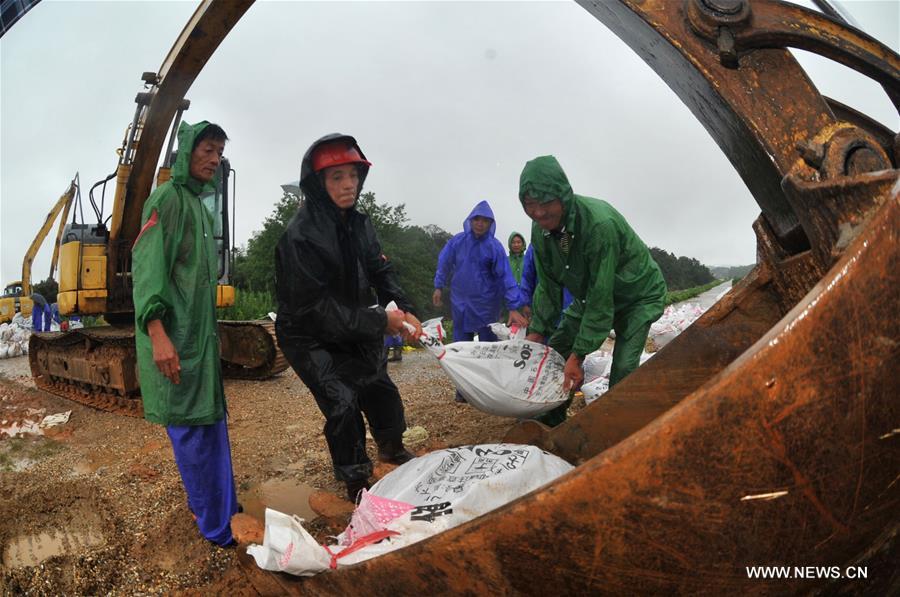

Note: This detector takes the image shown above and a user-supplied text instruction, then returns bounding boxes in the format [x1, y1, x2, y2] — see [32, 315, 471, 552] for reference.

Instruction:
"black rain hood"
[299, 133, 370, 213]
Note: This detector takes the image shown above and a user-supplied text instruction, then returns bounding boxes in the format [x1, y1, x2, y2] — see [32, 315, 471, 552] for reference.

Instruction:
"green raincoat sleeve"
[133, 193, 179, 335]
[549, 218, 619, 357]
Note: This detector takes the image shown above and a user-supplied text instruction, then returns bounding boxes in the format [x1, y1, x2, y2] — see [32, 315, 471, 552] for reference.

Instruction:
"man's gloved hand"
[563, 353, 584, 392]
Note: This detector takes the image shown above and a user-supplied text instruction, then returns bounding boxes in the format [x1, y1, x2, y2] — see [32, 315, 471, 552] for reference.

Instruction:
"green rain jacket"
[132, 121, 225, 426]
[521, 155, 666, 358]
[507, 231, 526, 284]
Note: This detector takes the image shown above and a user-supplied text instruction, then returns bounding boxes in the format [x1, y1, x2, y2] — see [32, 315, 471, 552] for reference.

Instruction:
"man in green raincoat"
[508, 231, 526, 284]
[520, 155, 666, 426]
[132, 120, 238, 546]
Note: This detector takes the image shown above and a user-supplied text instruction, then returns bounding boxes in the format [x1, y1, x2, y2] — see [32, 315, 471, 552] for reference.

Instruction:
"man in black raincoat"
[275, 134, 422, 501]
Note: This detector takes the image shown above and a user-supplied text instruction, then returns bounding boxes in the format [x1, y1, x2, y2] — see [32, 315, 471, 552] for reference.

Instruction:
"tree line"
[228, 192, 721, 320]
[647, 247, 716, 291]
[14, 192, 727, 320]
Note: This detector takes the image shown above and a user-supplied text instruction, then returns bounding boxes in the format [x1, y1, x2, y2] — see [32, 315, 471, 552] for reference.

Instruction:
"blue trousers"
[166, 418, 238, 546]
[453, 325, 498, 343]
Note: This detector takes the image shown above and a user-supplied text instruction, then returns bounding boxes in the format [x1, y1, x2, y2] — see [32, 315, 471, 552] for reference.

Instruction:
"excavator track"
[28, 319, 287, 417]
[29, 326, 144, 418]
[218, 319, 289, 379]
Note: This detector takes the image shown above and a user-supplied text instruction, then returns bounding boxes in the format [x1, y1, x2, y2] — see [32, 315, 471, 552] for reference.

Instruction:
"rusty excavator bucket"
[248, 0, 898, 593]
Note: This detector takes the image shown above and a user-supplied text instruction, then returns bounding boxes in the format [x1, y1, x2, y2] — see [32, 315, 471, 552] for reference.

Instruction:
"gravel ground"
[0, 348, 564, 594]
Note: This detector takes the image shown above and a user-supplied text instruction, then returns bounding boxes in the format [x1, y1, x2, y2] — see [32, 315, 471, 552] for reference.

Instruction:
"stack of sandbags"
[0, 315, 32, 359]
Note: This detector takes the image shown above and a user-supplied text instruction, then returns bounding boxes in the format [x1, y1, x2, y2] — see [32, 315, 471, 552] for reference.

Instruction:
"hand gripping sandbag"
[415, 317, 568, 417]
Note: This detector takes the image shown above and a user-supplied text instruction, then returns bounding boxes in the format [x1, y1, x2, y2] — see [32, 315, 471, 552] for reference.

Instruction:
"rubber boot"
[346, 478, 371, 503]
[377, 438, 415, 465]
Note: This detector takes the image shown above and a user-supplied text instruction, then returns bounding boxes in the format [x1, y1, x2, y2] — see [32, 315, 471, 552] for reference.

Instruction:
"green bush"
[218, 289, 276, 321]
[79, 315, 106, 327]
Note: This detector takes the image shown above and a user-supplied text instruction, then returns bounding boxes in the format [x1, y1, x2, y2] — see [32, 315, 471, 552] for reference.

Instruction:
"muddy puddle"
[241, 478, 318, 522]
[3, 527, 106, 568]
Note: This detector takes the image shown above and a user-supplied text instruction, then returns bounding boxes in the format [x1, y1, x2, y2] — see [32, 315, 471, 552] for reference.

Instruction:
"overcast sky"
[1, 0, 897, 286]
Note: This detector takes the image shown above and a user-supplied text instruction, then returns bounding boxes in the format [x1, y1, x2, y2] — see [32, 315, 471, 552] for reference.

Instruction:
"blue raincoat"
[520, 244, 573, 313]
[434, 201, 524, 334]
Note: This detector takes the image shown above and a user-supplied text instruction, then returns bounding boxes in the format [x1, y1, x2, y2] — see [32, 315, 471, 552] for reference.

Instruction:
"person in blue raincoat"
[30, 293, 50, 332]
[432, 200, 528, 341]
[519, 243, 573, 323]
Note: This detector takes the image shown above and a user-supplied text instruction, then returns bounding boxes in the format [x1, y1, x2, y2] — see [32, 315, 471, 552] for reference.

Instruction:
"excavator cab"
[56, 98, 237, 317]
[182, 152, 236, 308]
[56, 222, 109, 317]
[0, 281, 32, 323]
[205, 158, 236, 308]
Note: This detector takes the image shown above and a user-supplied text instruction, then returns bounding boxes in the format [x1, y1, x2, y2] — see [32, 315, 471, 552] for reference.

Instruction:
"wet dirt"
[0, 348, 577, 593]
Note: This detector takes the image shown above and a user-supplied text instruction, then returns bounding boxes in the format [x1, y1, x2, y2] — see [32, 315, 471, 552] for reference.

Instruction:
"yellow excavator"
[27, 16, 286, 416]
[0, 282, 30, 324]
[0, 179, 77, 324]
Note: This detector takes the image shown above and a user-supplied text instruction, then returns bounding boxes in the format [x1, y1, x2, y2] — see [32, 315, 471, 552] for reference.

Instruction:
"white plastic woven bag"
[416, 317, 567, 417]
[246, 509, 331, 576]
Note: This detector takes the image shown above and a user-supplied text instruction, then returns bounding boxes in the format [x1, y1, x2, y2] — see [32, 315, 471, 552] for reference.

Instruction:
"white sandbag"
[649, 303, 705, 349]
[417, 317, 567, 418]
[582, 350, 612, 383]
[582, 351, 654, 405]
[249, 444, 574, 576]
[487, 322, 524, 341]
[0, 323, 11, 341]
[246, 509, 331, 576]
[339, 443, 573, 562]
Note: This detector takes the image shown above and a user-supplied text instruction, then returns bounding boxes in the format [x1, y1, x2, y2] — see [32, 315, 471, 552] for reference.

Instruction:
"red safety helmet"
[311, 139, 372, 172]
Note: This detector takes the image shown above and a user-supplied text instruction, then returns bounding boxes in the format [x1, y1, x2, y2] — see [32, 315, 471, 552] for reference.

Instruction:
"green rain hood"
[507, 231, 526, 284]
[519, 155, 666, 357]
[132, 121, 225, 425]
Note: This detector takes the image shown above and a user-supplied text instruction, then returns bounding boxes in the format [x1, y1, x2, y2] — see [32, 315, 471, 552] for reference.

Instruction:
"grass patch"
[218, 289, 276, 321]
[665, 280, 725, 306]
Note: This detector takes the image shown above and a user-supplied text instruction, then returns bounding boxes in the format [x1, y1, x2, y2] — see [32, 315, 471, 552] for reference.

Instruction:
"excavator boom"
[107, 0, 253, 313]
[21, 178, 77, 297]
